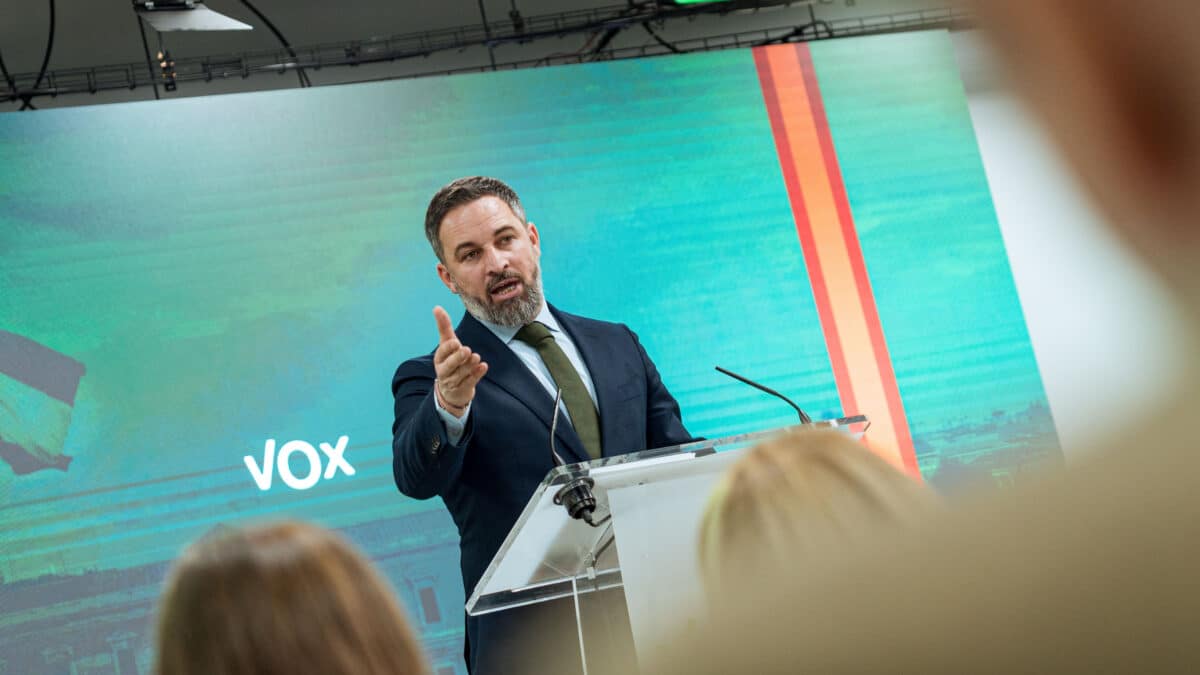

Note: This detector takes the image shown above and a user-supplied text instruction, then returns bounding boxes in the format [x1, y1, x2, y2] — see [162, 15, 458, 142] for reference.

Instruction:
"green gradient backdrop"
[0, 31, 1058, 674]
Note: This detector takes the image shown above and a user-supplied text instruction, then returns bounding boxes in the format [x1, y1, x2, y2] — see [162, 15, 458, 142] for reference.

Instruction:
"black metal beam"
[2, 5, 973, 104]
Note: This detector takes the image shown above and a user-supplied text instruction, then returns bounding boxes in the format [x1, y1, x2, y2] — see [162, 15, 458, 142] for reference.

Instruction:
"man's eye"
[500, 236, 515, 244]
[463, 251, 479, 261]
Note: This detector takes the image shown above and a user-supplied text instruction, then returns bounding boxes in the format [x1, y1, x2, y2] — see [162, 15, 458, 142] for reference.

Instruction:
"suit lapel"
[551, 306, 627, 459]
[456, 312, 591, 465]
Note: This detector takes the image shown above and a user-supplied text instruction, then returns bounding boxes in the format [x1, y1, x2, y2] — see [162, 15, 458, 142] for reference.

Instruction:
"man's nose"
[483, 247, 508, 272]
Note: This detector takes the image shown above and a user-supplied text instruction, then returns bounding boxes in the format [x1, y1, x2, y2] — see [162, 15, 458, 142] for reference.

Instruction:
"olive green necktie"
[514, 321, 601, 460]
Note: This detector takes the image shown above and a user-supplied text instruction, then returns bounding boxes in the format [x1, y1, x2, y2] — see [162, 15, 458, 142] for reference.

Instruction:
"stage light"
[156, 50, 177, 91]
[658, 0, 814, 5]
[132, 0, 252, 98]
[132, 1, 252, 32]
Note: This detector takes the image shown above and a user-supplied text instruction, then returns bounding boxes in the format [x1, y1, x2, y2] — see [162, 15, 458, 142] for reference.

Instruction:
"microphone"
[715, 366, 813, 424]
[548, 387, 600, 526]
[549, 386, 567, 467]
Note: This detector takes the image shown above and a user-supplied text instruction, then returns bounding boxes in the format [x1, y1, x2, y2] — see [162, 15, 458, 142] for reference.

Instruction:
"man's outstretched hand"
[432, 306, 488, 416]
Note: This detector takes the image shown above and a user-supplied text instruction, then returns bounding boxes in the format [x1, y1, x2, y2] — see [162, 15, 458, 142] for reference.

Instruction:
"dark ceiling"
[0, 1, 956, 110]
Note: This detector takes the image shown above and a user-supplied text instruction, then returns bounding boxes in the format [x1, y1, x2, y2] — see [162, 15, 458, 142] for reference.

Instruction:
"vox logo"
[244, 435, 355, 491]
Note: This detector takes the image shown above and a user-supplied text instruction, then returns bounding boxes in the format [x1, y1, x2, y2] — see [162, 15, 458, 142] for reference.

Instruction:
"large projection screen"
[1, 31, 1060, 674]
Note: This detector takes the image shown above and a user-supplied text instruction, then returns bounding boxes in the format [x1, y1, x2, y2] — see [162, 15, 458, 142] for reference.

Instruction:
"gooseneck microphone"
[714, 366, 813, 424]
[549, 387, 601, 526]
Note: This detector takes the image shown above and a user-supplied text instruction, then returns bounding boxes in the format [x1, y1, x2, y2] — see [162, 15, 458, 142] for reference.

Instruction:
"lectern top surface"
[466, 416, 869, 616]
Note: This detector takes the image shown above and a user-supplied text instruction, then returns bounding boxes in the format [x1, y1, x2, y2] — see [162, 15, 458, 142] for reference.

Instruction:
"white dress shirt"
[434, 303, 599, 445]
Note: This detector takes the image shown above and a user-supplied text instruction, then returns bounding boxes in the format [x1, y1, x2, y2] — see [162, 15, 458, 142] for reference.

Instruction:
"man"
[391, 176, 694, 673]
[652, 2, 1200, 673]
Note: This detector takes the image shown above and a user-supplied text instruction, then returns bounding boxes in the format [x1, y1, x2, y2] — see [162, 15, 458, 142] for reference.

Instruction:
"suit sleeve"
[626, 326, 698, 448]
[391, 355, 475, 499]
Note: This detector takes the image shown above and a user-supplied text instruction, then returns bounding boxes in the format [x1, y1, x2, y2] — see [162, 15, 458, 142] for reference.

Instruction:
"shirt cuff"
[434, 393, 471, 446]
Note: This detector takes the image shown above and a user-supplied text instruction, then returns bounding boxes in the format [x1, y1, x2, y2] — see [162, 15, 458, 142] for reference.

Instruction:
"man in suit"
[391, 176, 695, 674]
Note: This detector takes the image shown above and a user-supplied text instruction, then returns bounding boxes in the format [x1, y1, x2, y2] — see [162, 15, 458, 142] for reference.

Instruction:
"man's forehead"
[442, 197, 521, 241]
[446, 196, 518, 224]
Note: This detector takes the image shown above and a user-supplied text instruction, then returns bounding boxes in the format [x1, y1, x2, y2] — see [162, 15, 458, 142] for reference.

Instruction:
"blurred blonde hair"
[698, 429, 938, 593]
[155, 520, 429, 675]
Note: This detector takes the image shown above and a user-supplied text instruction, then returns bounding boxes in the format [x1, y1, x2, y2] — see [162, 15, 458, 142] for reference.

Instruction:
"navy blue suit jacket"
[391, 305, 693, 672]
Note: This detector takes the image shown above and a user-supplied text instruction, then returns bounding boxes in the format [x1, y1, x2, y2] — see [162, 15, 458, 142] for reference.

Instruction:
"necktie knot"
[514, 321, 554, 346]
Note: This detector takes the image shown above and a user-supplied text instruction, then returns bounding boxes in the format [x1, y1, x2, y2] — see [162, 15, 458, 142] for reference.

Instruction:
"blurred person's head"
[697, 429, 939, 595]
[155, 521, 429, 675]
[648, 7, 1200, 674]
[974, 1, 1200, 311]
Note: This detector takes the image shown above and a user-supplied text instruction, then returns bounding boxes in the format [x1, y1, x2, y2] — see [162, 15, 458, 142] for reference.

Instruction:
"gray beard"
[458, 267, 544, 328]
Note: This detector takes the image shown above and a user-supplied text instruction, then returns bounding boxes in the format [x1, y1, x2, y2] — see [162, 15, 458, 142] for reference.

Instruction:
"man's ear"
[436, 262, 458, 294]
[527, 222, 541, 257]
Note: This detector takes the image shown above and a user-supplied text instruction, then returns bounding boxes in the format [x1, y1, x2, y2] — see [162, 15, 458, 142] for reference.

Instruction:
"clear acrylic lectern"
[466, 415, 870, 673]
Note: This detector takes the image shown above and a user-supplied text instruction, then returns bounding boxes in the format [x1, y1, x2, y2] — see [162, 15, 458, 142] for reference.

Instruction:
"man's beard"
[457, 267, 544, 328]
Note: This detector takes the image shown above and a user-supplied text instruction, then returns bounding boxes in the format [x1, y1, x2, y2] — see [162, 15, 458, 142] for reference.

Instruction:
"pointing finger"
[433, 306, 456, 344]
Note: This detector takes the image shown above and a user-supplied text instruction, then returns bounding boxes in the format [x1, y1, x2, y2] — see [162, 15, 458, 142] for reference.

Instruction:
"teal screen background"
[0, 31, 1059, 674]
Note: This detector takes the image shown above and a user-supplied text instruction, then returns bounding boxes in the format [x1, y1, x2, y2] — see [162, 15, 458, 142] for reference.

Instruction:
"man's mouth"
[488, 277, 523, 302]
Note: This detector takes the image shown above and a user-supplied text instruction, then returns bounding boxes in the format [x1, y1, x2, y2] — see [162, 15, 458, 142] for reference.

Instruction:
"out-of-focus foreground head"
[155, 521, 429, 675]
[973, 1, 1200, 309]
[698, 429, 939, 597]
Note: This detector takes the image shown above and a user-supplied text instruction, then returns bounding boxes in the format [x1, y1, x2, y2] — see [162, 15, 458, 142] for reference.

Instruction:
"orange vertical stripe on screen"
[756, 43, 919, 476]
[765, 45, 896, 465]
[795, 45, 920, 477]
[753, 48, 857, 418]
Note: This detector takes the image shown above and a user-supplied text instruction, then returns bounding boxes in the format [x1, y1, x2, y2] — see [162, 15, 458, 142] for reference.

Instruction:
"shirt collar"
[474, 302, 561, 345]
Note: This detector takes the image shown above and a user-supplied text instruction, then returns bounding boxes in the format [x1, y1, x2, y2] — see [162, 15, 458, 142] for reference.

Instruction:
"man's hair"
[424, 176, 527, 262]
